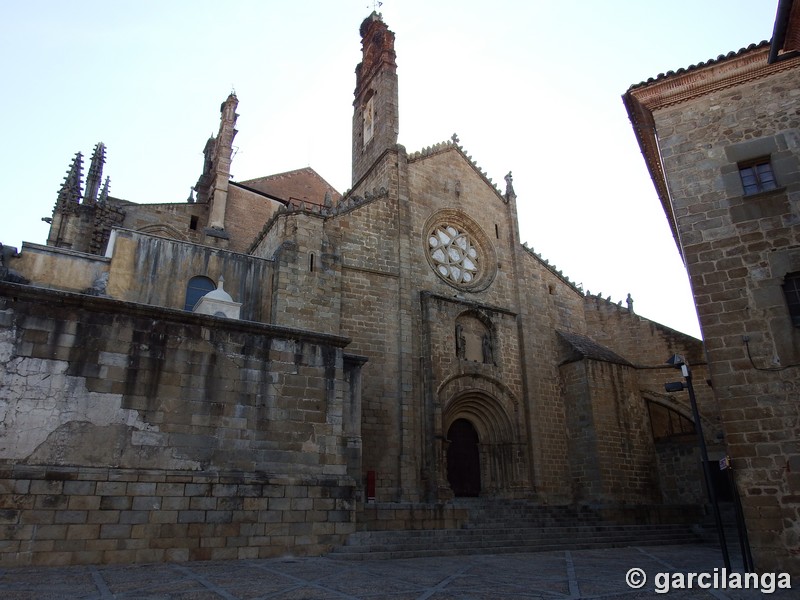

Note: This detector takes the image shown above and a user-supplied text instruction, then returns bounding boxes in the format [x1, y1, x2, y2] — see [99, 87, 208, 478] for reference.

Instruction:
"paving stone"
[0, 544, 793, 599]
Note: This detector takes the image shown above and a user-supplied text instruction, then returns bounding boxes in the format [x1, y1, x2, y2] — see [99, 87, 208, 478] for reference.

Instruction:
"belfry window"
[363, 94, 375, 148]
[739, 158, 777, 195]
[783, 272, 800, 327]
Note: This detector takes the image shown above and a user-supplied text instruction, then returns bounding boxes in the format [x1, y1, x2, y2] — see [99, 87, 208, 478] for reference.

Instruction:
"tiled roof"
[557, 330, 632, 367]
[627, 41, 770, 91]
[238, 167, 341, 206]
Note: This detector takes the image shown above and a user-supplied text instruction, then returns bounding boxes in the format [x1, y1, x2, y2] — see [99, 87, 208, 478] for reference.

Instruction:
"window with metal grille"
[739, 158, 778, 195]
[783, 272, 800, 327]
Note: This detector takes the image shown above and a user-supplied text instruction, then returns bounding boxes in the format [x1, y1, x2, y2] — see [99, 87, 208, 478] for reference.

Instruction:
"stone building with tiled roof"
[624, 0, 800, 576]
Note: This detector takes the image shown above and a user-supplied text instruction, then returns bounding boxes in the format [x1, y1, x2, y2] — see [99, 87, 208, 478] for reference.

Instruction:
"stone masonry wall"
[267, 211, 342, 337]
[250, 149, 407, 502]
[518, 255, 585, 503]
[0, 467, 354, 566]
[13, 243, 109, 295]
[561, 359, 661, 505]
[335, 150, 408, 501]
[583, 296, 722, 506]
[219, 186, 281, 254]
[584, 360, 661, 504]
[653, 66, 800, 574]
[653, 440, 704, 505]
[107, 230, 274, 323]
[0, 282, 357, 566]
[560, 360, 599, 502]
[118, 201, 208, 248]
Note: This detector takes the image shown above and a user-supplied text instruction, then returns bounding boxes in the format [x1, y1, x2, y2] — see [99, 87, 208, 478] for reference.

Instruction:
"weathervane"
[367, 0, 383, 11]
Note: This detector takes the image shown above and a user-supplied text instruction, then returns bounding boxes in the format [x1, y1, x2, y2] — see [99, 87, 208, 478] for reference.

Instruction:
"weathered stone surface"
[625, 38, 800, 575]
[0, 12, 722, 568]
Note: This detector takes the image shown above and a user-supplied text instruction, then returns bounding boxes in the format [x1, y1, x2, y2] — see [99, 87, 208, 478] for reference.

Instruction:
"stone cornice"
[627, 45, 799, 111]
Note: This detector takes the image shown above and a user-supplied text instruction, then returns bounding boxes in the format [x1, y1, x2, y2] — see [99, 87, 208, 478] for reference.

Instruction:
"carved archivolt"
[438, 375, 518, 444]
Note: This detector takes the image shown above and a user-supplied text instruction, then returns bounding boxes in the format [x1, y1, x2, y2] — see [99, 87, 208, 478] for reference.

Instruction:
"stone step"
[331, 524, 701, 560]
[335, 533, 697, 555]
[345, 523, 692, 543]
[332, 533, 701, 560]
[463, 516, 603, 528]
[343, 500, 704, 560]
[461, 512, 604, 528]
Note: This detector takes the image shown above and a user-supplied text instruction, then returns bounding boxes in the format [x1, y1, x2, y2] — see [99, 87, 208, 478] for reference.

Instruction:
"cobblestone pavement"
[0, 544, 794, 599]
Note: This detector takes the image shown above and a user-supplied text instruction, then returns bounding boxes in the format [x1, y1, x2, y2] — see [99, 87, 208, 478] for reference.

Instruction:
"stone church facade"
[0, 13, 718, 566]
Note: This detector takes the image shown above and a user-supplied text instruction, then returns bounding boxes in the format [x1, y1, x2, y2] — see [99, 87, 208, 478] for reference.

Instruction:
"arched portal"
[446, 419, 481, 497]
[439, 385, 526, 498]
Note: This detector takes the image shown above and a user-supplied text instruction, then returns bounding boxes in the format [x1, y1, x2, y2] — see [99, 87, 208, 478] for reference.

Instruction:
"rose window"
[428, 225, 479, 285]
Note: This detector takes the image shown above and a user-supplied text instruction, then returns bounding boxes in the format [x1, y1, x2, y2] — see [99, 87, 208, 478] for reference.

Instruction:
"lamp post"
[664, 354, 731, 570]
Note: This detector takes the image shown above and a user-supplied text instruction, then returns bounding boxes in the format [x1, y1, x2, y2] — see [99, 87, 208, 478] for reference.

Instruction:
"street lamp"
[664, 354, 731, 570]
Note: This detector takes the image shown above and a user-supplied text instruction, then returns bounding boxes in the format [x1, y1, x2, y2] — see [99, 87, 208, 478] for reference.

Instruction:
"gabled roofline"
[240, 166, 341, 194]
[230, 180, 289, 205]
[408, 138, 511, 204]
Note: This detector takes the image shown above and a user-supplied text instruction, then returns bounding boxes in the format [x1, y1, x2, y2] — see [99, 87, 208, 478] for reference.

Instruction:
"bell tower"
[352, 12, 398, 185]
[206, 93, 238, 232]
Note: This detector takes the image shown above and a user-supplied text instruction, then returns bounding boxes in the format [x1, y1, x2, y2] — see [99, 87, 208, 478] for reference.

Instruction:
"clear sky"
[0, 1, 781, 339]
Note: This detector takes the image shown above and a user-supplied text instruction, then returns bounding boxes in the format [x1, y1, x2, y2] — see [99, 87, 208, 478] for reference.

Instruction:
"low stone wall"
[0, 465, 355, 566]
[0, 282, 363, 567]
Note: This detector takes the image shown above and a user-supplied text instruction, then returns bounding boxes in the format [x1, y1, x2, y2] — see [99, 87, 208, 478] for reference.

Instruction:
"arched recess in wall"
[647, 400, 695, 441]
[184, 276, 215, 311]
[455, 310, 495, 364]
[641, 392, 718, 443]
[438, 374, 528, 496]
[137, 223, 190, 242]
[438, 374, 520, 440]
[442, 390, 514, 445]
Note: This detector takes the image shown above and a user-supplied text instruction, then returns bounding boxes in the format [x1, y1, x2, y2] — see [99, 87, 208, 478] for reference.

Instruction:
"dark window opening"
[783, 272, 800, 327]
[189, 215, 199, 230]
[739, 158, 777, 195]
[495, 224, 499, 239]
[184, 276, 215, 311]
[309, 253, 315, 272]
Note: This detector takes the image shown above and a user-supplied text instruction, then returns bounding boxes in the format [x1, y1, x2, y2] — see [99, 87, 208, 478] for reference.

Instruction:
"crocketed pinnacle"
[54, 152, 84, 212]
[84, 142, 106, 205]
